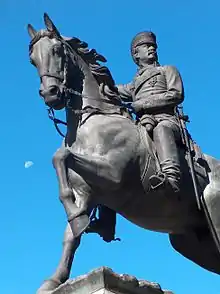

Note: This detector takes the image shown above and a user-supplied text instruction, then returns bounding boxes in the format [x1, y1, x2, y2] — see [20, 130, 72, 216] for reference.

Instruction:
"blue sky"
[1, 1, 220, 293]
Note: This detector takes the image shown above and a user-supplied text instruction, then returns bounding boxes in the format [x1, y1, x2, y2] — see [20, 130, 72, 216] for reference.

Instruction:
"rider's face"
[134, 43, 157, 66]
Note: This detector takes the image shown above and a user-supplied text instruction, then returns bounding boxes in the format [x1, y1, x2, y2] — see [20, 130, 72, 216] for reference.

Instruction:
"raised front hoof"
[69, 214, 90, 238]
[37, 279, 61, 294]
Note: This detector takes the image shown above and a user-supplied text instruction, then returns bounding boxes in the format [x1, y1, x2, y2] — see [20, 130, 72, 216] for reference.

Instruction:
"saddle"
[138, 122, 209, 194]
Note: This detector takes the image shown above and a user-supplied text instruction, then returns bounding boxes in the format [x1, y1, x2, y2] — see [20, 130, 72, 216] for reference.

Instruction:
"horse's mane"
[65, 36, 120, 99]
[29, 30, 120, 100]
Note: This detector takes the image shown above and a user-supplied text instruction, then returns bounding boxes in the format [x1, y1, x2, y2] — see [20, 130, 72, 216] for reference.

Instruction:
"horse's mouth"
[44, 95, 65, 110]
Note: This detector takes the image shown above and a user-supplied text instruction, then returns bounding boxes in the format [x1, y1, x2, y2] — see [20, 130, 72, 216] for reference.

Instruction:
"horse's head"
[28, 13, 75, 110]
[28, 13, 123, 120]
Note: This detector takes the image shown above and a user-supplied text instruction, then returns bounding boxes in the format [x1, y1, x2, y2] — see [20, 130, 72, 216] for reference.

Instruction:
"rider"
[88, 31, 184, 241]
[117, 31, 184, 195]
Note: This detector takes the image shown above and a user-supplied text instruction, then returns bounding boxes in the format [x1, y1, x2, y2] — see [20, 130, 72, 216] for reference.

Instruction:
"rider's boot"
[149, 121, 181, 197]
[149, 161, 181, 195]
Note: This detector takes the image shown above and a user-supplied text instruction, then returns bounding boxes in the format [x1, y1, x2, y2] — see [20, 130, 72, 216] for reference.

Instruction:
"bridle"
[31, 33, 126, 137]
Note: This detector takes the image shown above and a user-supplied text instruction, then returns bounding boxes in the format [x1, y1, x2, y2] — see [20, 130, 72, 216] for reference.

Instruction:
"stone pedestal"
[51, 267, 173, 294]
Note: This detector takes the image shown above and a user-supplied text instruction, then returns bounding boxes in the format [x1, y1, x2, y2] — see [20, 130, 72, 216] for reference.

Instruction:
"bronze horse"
[28, 14, 220, 293]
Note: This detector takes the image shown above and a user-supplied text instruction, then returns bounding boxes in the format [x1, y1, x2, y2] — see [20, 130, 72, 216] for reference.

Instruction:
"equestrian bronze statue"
[28, 14, 220, 293]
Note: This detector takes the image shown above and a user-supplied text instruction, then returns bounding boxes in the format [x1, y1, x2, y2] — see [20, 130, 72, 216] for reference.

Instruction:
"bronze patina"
[28, 14, 220, 293]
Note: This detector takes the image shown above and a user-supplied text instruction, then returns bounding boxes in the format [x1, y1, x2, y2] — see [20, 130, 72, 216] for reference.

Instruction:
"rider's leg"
[149, 120, 181, 193]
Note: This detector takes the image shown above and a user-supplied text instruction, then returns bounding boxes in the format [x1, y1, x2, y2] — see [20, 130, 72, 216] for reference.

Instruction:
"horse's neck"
[65, 55, 104, 145]
[77, 56, 103, 110]
[65, 107, 78, 146]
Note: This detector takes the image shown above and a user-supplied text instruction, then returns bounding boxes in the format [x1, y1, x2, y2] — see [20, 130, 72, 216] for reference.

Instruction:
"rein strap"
[48, 105, 124, 138]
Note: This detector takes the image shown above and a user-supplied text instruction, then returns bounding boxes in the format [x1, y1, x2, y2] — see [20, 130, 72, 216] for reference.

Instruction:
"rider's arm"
[117, 82, 134, 102]
[133, 66, 184, 113]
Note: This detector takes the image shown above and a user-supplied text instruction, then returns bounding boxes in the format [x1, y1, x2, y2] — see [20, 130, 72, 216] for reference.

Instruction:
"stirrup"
[149, 173, 167, 190]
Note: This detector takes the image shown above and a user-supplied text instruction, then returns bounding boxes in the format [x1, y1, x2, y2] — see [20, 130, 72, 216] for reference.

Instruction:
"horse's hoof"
[37, 279, 61, 293]
[69, 214, 90, 238]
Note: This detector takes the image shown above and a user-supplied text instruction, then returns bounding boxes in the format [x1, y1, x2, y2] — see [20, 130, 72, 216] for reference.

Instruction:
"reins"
[47, 87, 126, 138]
[47, 46, 126, 136]
[33, 33, 127, 137]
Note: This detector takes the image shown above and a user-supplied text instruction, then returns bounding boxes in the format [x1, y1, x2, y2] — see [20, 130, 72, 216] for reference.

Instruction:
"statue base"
[43, 267, 173, 294]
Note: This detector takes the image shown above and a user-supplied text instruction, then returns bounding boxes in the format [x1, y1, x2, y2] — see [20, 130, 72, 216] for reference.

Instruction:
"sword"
[176, 105, 201, 210]
[177, 105, 220, 253]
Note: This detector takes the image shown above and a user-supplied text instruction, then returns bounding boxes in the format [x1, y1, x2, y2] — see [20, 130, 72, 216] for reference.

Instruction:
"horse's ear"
[44, 13, 61, 36]
[27, 24, 37, 39]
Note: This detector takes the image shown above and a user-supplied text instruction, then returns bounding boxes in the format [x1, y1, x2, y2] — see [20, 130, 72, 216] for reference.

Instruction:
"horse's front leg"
[37, 223, 81, 294]
[53, 148, 92, 236]
[52, 147, 76, 218]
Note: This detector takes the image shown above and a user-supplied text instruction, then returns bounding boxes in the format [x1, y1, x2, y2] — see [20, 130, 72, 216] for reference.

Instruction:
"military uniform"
[118, 64, 183, 116]
[117, 32, 184, 193]
[91, 31, 185, 239]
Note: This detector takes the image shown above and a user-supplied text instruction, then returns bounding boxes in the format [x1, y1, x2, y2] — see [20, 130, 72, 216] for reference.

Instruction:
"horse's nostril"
[39, 89, 43, 97]
[49, 86, 59, 95]
[38, 86, 60, 99]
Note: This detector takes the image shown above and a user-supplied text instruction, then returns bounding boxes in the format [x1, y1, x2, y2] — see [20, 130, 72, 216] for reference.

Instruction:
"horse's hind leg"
[203, 155, 220, 252]
[37, 224, 80, 293]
